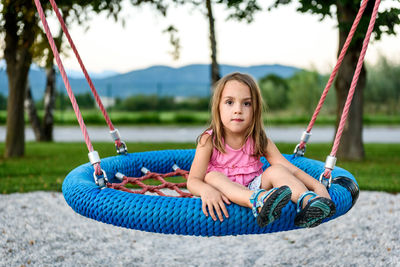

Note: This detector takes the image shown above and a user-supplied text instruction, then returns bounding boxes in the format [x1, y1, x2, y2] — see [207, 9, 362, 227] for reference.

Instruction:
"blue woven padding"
[62, 149, 357, 236]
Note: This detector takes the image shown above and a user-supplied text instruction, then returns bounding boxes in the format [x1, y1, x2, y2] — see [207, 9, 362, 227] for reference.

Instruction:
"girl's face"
[219, 80, 253, 136]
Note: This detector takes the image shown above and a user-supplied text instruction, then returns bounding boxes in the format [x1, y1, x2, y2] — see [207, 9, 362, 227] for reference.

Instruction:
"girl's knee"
[263, 164, 289, 177]
[261, 164, 298, 188]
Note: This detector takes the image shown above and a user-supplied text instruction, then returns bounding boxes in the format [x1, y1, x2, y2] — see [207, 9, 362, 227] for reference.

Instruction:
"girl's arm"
[187, 134, 214, 196]
[264, 138, 331, 199]
[187, 134, 230, 221]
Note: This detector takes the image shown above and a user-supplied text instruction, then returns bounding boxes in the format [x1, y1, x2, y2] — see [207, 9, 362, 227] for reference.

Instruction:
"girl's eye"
[244, 101, 252, 107]
[225, 100, 233, 105]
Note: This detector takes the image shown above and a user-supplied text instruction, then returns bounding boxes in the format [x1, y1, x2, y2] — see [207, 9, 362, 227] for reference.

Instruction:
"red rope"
[331, 0, 380, 156]
[108, 169, 193, 198]
[34, 0, 101, 174]
[325, 0, 381, 178]
[48, 0, 122, 148]
[299, 0, 369, 150]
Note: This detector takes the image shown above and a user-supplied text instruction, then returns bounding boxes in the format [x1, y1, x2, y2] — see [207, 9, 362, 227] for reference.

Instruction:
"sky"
[45, 1, 400, 75]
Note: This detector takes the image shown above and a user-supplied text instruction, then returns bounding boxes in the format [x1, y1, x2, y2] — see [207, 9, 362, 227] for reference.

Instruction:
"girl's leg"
[205, 170, 294, 209]
[204, 171, 253, 208]
[205, 171, 292, 228]
[262, 164, 335, 228]
[261, 164, 312, 206]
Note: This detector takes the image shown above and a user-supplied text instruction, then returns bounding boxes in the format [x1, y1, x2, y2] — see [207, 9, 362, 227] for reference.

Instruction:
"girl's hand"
[200, 186, 230, 222]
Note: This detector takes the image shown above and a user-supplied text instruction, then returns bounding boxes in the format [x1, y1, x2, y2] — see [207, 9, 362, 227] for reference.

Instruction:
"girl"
[187, 72, 335, 228]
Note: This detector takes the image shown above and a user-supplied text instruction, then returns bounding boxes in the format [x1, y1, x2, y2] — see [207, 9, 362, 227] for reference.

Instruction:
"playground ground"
[0, 190, 398, 266]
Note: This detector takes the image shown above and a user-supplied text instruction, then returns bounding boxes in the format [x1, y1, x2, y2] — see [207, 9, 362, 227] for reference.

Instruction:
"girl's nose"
[234, 103, 242, 113]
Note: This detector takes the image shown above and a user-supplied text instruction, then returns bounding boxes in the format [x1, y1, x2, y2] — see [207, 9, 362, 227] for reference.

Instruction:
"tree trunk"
[4, 2, 36, 158]
[26, 15, 65, 142]
[25, 80, 43, 141]
[335, 3, 366, 160]
[42, 65, 56, 141]
[206, 0, 220, 86]
[25, 55, 57, 142]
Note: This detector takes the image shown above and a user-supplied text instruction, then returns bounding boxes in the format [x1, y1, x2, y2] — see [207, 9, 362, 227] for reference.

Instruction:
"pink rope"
[331, 0, 381, 157]
[48, 0, 123, 148]
[34, 0, 102, 175]
[298, 0, 369, 150]
[325, 0, 381, 178]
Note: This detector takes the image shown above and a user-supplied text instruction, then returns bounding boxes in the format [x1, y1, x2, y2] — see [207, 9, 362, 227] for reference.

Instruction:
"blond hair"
[199, 72, 268, 157]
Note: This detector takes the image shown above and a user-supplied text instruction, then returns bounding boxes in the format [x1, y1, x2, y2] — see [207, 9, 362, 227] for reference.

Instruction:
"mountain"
[0, 63, 300, 100]
[65, 69, 120, 79]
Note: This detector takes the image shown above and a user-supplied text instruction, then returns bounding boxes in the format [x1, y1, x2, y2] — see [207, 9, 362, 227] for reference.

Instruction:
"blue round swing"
[62, 149, 359, 236]
[35, 0, 376, 238]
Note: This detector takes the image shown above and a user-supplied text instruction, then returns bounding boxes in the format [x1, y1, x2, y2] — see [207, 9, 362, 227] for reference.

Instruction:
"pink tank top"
[205, 130, 264, 186]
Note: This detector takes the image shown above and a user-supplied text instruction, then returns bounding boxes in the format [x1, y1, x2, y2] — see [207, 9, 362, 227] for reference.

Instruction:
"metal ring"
[319, 172, 332, 189]
[93, 168, 108, 188]
[293, 144, 306, 157]
[115, 141, 128, 155]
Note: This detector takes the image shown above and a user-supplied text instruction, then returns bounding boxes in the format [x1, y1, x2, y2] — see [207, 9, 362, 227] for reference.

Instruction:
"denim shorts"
[247, 174, 262, 191]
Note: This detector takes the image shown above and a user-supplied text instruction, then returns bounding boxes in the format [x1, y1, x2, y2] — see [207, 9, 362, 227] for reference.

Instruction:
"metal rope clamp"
[88, 151, 108, 188]
[110, 129, 128, 155]
[114, 172, 125, 182]
[141, 167, 150, 175]
[172, 164, 180, 171]
[293, 131, 312, 157]
[319, 155, 337, 189]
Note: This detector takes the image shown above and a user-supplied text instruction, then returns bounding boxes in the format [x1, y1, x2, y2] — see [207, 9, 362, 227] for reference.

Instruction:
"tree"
[206, 0, 220, 85]
[0, 0, 123, 156]
[1, 0, 37, 157]
[0, 0, 169, 157]
[177, 0, 222, 85]
[271, 0, 400, 160]
[176, 0, 261, 87]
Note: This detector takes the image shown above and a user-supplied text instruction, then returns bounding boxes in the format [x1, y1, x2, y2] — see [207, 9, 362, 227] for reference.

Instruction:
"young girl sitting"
[187, 72, 335, 228]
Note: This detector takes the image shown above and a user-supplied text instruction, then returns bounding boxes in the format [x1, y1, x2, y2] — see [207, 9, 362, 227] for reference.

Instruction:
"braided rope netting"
[63, 149, 358, 236]
[108, 169, 192, 198]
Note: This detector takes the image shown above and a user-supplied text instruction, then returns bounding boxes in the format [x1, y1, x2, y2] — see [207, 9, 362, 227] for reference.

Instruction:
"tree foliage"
[271, 0, 400, 41]
[268, 0, 400, 160]
[365, 57, 400, 114]
[217, 0, 261, 22]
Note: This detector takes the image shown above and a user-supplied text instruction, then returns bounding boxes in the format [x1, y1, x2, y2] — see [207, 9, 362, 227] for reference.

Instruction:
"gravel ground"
[0, 191, 399, 267]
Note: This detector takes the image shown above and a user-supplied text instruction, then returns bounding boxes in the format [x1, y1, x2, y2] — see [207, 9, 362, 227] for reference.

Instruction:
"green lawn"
[0, 142, 399, 194]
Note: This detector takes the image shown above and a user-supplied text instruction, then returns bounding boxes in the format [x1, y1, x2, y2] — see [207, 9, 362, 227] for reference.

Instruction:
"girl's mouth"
[232, 119, 244, 122]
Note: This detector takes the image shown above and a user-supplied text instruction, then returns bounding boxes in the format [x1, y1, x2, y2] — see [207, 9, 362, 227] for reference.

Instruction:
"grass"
[0, 142, 399, 194]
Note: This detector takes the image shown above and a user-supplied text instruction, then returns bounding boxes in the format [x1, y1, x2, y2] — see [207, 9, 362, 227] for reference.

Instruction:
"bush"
[172, 113, 209, 124]
[0, 93, 7, 110]
[118, 94, 210, 112]
[259, 74, 289, 110]
[120, 95, 166, 111]
[365, 57, 400, 115]
[286, 70, 331, 115]
[133, 112, 161, 124]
